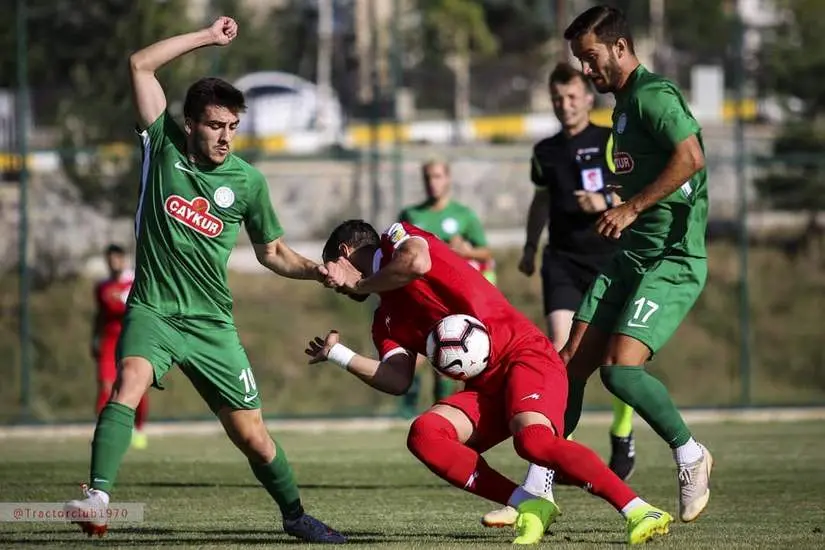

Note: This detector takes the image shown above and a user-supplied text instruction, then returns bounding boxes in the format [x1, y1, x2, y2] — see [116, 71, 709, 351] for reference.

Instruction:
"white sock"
[521, 463, 555, 501]
[673, 437, 703, 466]
[507, 486, 538, 508]
[90, 489, 110, 505]
[620, 497, 646, 518]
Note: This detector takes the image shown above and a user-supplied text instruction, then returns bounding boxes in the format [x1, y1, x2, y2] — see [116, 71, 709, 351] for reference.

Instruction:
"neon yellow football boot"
[626, 504, 673, 544]
[512, 498, 561, 545]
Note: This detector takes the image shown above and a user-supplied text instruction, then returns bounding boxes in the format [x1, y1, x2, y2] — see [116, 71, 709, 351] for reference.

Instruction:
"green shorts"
[574, 251, 707, 354]
[116, 305, 261, 412]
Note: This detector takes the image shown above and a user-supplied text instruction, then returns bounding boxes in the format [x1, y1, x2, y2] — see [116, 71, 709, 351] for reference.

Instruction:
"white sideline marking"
[1, 408, 824, 440]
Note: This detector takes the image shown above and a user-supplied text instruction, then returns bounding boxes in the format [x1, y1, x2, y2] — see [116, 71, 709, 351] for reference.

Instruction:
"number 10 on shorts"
[239, 367, 258, 397]
[627, 297, 659, 328]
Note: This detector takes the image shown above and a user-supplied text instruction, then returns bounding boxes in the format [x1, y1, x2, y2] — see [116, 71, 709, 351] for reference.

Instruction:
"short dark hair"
[105, 244, 125, 255]
[563, 5, 635, 54]
[322, 220, 380, 263]
[183, 77, 247, 121]
[549, 62, 591, 89]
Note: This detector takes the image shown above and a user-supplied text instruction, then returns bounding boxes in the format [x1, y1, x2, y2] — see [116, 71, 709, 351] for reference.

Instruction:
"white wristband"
[327, 343, 356, 369]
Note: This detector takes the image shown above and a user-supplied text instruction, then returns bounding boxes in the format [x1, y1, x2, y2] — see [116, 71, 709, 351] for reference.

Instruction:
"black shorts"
[540, 252, 603, 316]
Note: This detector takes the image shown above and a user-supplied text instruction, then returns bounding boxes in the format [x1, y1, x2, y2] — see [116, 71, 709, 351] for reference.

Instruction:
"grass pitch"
[1, 420, 824, 549]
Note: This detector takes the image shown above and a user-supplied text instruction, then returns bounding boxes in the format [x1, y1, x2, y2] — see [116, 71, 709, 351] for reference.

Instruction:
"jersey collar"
[615, 64, 646, 102]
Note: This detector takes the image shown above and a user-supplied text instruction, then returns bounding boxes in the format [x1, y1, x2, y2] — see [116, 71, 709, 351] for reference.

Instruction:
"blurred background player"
[92, 244, 147, 450]
[482, 61, 636, 529]
[397, 159, 495, 417]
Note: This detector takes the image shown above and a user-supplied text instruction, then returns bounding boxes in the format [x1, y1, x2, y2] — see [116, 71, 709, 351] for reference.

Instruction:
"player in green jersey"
[64, 16, 346, 544]
[556, 5, 714, 523]
[397, 159, 495, 416]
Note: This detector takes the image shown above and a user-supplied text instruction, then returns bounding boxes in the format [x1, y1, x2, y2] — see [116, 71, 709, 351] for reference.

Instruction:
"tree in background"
[755, 0, 825, 232]
[419, 0, 498, 135]
[1, 0, 301, 217]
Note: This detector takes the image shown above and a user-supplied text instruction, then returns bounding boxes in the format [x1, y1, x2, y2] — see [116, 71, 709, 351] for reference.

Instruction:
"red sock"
[96, 385, 112, 416]
[514, 424, 636, 511]
[407, 412, 517, 505]
[135, 395, 149, 431]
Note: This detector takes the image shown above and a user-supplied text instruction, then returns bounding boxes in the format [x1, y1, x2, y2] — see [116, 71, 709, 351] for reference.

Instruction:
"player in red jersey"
[305, 220, 672, 545]
[92, 244, 148, 449]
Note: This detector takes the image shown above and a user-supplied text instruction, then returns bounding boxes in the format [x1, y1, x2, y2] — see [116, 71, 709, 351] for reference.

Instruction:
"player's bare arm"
[596, 135, 704, 240]
[354, 237, 431, 294]
[253, 239, 326, 282]
[305, 331, 416, 395]
[129, 16, 238, 129]
[519, 188, 549, 276]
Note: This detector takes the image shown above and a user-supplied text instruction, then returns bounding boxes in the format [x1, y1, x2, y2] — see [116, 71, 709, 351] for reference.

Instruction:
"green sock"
[434, 376, 454, 401]
[250, 441, 304, 521]
[563, 377, 587, 438]
[600, 366, 691, 447]
[610, 397, 635, 438]
[90, 402, 135, 493]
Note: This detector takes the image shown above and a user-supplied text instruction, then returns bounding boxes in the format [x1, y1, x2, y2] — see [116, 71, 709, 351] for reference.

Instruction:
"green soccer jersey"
[128, 111, 284, 321]
[609, 65, 708, 258]
[399, 200, 488, 246]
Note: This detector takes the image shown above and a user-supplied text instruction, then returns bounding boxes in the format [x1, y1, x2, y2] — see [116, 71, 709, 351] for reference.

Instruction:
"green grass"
[1, 420, 825, 548]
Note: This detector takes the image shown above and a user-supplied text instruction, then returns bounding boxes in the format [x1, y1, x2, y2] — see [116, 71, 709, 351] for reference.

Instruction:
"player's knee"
[406, 412, 457, 461]
[111, 359, 152, 406]
[512, 425, 559, 469]
[236, 428, 275, 463]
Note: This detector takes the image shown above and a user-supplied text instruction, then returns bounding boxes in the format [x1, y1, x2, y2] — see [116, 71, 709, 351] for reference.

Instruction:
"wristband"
[327, 343, 356, 369]
[603, 190, 614, 209]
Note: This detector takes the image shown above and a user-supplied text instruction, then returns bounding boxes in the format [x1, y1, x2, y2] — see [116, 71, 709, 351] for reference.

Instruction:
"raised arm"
[129, 17, 237, 129]
[352, 237, 431, 294]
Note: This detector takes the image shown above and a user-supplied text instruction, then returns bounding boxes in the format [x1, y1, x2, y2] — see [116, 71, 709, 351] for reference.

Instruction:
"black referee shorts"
[540, 251, 602, 316]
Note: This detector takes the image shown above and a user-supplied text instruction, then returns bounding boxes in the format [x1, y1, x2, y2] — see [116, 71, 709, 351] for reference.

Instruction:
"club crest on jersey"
[613, 152, 635, 174]
[165, 195, 224, 238]
[213, 186, 235, 208]
[441, 217, 459, 235]
[616, 113, 628, 134]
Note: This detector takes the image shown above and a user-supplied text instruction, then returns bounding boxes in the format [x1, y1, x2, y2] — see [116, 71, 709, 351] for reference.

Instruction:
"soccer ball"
[426, 314, 491, 381]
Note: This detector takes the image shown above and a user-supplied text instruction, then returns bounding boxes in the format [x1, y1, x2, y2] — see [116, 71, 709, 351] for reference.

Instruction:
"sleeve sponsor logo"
[386, 222, 409, 247]
[164, 195, 224, 238]
[612, 152, 634, 174]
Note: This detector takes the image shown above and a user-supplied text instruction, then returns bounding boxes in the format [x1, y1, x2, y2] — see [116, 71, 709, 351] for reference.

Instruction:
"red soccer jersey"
[370, 222, 550, 390]
[95, 270, 134, 339]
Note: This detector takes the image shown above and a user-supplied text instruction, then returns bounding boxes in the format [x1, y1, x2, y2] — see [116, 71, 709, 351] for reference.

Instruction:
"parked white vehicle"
[233, 71, 344, 141]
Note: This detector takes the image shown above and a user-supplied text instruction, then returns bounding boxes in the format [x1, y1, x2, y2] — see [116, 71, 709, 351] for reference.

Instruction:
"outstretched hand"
[305, 331, 340, 364]
[324, 258, 363, 292]
[208, 16, 238, 46]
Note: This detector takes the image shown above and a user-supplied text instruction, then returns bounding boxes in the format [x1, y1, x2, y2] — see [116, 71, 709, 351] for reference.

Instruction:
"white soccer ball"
[426, 314, 491, 381]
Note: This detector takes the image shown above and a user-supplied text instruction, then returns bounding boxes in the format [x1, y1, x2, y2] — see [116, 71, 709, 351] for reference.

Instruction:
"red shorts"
[97, 338, 118, 382]
[437, 338, 567, 453]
